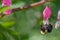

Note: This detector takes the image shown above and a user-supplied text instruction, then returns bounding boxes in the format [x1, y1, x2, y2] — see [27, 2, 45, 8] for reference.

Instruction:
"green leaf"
[0, 6, 10, 13]
[1, 21, 15, 28]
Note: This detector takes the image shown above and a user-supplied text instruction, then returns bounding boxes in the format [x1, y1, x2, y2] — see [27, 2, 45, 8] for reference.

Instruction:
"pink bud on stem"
[57, 10, 60, 21]
[43, 6, 52, 25]
[55, 10, 60, 29]
[2, 0, 12, 15]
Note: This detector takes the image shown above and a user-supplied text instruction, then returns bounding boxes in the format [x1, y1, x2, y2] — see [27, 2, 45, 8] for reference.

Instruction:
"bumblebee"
[40, 24, 53, 34]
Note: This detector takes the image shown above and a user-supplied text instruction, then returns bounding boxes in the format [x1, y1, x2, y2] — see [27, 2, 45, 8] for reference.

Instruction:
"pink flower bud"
[55, 10, 60, 29]
[2, 0, 12, 15]
[57, 10, 60, 20]
[43, 6, 52, 21]
[55, 21, 60, 29]
[2, 0, 12, 6]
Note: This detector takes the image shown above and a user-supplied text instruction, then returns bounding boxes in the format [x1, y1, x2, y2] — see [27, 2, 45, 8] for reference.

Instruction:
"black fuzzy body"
[41, 24, 53, 33]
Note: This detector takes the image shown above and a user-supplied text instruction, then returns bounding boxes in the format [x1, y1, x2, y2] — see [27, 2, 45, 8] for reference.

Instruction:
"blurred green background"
[0, 0, 60, 40]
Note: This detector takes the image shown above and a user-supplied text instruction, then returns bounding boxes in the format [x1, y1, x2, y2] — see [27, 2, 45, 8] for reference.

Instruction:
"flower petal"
[43, 6, 52, 21]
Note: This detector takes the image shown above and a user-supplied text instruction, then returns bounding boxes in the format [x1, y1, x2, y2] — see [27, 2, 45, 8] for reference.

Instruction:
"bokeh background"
[0, 0, 60, 40]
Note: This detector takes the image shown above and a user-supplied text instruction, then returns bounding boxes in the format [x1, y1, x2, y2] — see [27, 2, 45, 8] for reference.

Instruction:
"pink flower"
[2, 0, 12, 6]
[55, 21, 60, 29]
[43, 6, 52, 21]
[57, 10, 60, 20]
[55, 10, 60, 29]
[2, 0, 12, 15]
